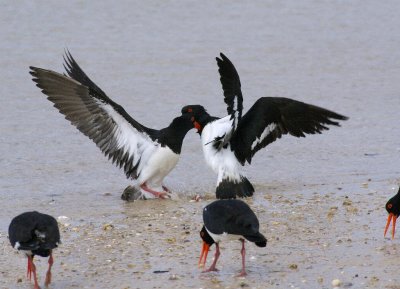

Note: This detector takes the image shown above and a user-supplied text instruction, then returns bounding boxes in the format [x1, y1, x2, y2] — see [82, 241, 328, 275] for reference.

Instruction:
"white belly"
[138, 146, 179, 188]
[206, 228, 242, 243]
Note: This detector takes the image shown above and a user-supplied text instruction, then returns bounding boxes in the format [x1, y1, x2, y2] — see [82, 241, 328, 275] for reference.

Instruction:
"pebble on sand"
[332, 279, 341, 287]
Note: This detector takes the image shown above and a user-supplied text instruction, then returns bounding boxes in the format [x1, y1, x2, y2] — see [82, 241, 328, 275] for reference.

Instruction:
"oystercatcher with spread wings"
[30, 52, 193, 199]
[182, 53, 348, 199]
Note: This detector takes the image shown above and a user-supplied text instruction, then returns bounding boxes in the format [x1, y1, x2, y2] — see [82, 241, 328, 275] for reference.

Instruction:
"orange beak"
[194, 121, 202, 132]
[198, 241, 210, 268]
[384, 213, 397, 239]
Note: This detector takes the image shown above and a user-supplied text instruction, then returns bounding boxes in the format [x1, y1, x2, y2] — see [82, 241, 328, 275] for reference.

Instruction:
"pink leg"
[27, 256, 41, 289]
[26, 256, 32, 280]
[45, 252, 54, 287]
[140, 183, 169, 199]
[237, 239, 247, 277]
[203, 243, 220, 272]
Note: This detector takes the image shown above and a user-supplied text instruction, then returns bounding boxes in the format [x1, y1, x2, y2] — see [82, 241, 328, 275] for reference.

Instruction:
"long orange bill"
[384, 213, 398, 239]
[198, 241, 210, 268]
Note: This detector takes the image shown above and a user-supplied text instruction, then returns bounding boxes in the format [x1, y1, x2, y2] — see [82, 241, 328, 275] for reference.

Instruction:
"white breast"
[138, 146, 179, 187]
[201, 116, 241, 183]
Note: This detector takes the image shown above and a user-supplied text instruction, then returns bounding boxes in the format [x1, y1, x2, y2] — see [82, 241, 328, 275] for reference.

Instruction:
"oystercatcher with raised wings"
[9, 211, 60, 289]
[30, 52, 193, 199]
[198, 199, 267, 276]
[182, 53, 348, 199]
[384, 186, 400, 239]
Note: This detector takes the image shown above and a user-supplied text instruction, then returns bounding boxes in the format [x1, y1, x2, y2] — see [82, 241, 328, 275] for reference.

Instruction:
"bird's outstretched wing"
[231, 97, 349, 165]
[211, 53, 244, 149]
[217, 53, 243, 126]
[30, 61, 159, 179]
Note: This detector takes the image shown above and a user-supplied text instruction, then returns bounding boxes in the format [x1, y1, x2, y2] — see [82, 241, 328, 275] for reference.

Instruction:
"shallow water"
[1, 1, 400, 288]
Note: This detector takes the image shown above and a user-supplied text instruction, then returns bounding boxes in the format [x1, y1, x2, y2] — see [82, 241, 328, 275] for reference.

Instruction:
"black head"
[385, 187, 400, 215]
[181, 105, 210, 133]
[200, 225, 215, 246]
[384, 186, 400, 239]
[169, 113, 196, 132]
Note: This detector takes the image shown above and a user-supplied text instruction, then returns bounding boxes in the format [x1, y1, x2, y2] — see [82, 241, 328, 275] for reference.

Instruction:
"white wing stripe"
[102, 103, 156, 171]
[251, 123, 277, 150]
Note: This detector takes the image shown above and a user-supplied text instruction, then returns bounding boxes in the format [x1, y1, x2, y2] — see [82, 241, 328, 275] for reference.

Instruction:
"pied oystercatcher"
[198, 199, 267, 276]
[9, 211, 60, 289]
[182, 53, 348, 199]
[30, 52, 193, 199]
[384, 186, 400, 239]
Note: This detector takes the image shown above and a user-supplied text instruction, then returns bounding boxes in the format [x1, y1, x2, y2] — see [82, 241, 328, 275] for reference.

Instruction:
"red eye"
[188, 108, 193, 113]
[200, 231, 204, 237]
[388, 203, 393, 209]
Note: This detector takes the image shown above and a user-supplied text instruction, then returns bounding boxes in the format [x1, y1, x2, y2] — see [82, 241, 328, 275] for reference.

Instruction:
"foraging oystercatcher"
[384, 186, 400, 239]
[9, 211, 60, 289]
[182, 53, 348, 199]
[198, 199, 267, 276]
[30, 51, 193, 199]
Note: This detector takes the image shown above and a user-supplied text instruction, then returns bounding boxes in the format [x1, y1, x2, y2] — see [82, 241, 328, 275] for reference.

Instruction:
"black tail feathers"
[244, 233, 267, 247]
[216, 176, 254, 199]
[255, 240, 267, 247]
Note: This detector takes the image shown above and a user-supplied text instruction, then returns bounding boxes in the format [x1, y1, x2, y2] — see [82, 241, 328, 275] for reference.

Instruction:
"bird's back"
[203, 200, 266, 246]
[9, 212, 60, 256]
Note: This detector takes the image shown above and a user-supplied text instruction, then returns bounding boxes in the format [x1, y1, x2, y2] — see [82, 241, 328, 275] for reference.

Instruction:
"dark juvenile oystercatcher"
[30, 52, 193, 199]
[384, 186, 400, 239]
[9, 211, 60, 289]
[198, 199, 267, 276]
[182, 53, 348, 199]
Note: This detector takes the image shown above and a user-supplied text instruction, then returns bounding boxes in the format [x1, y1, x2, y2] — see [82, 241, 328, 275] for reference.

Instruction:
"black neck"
[197, 113, 219, 135]
[158, 116, 192, 154]
[200, 226, 215, 245]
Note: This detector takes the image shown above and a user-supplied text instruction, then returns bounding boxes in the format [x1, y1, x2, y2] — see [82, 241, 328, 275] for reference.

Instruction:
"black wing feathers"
[29, 53, 160, 178]
[30, 67, 134, 177]
[231, 97, 348, 165]
[8, 212, 60, 251]
[203, 200, 264, 242]
[216, 53, 243, 120]
[62, 51, 157, 137]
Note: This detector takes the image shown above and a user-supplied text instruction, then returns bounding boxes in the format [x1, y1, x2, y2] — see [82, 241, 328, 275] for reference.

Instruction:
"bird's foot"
[236, 270, 247, 277]
[140, 183, 171, 199]
[157, 191, 171, 199]
[162, 185, 171, 193]
[202, 267, 219, 273]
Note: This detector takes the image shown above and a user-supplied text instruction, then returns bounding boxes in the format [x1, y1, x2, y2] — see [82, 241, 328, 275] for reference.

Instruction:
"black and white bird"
[198, 199, 267, 276]
[30, 52, 193, 199]
[9, 211, 60, 289]
[182, 53, 348, 199]
[384, 186, 400, 239]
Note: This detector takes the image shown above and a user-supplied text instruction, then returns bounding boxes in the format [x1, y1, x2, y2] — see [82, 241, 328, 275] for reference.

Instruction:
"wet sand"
[1, 181, 400, 289]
